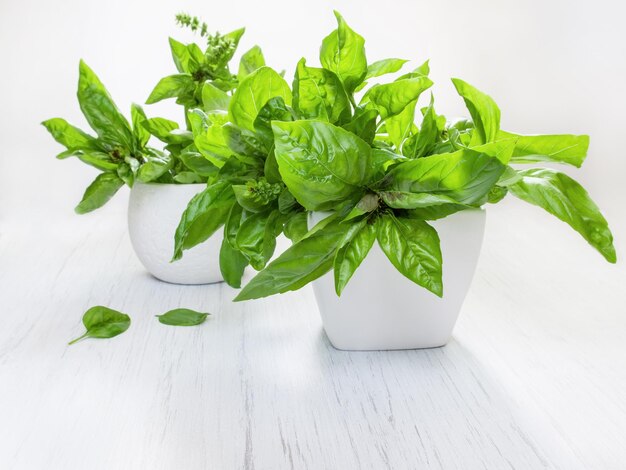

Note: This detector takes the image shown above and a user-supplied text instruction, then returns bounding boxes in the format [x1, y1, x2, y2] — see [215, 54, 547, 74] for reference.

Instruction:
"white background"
[1, 0, 625, 229]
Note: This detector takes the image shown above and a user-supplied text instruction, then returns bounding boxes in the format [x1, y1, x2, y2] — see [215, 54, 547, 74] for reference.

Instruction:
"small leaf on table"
[68, 306, 131, 345]
[156, 308, 210, 326]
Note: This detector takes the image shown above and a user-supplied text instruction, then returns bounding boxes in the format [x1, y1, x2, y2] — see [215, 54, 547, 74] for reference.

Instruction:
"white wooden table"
[1, 198, 625, 470]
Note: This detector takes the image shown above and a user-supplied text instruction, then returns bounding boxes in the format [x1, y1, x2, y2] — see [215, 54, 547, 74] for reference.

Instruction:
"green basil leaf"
[234, 217, 358, 301]
[220, 204, 248, 288]
[173, 171, 202, 184]
[236, 210, 282, 270]
[229, 66, 292, 131]
[223, 124, 267, 158]
[293, 58, 351, 124]
[75, 172, 124, 214]
[487, 185, 508, 204]
[264, 149, 282, 184]
[220, 237, 249, 288]
[378, 191, 461, 209]
[498, 130, 589, 167]
[76, 152, 118, 171]
[224, 202, 244, 247]
[403, 94, 440, 158]
[193, 113, 232, 168]
[384, 99, 417, 151]
[509, 168, 616, 263]
[451, 78, 500, 145]
[142, 117, 179, 142]
[406, 204, 469, 221]
[470, 138, 518, 164]
[365, 76, 433, 120]
[497, 165, 522, 186]
[365, 58, 408, 80]
[217, 156, 261, 183]
[56, 148, 84, 159]
[169, 37, 196, 73]
[447, 117, 474, 132]
[172, 181, 234, 260]
[253, 97, 294, 149]
[179, 148, 218, 177]
[320, 11, 367, 94]
[68, 306, 131, 345]
[334, 220, 376, 295]
[377, 214, 443, 296]
[272, 120, 371, 211]
[378, 147, 505, 205]
[277, 187, 297, 214]
[343, 193, 380, 221]
[368, 147, 408, 184]
[137, 152, 173, 182]
[238, 45, 266, 81]
[221, 27, 246, 66]
[146, 74, 194, 104]
[342, 106, 378, 143]
[116, 161, 135, 186]
[41, 118, 100, 151]
[283, 211, 308, 243]
[397, 60, 430, 80]
[130, 104, 150, 148]
[202, 82, 230, 112]
[77, 61, 135, 151]
[156, 308, 209, 326]
[173, 172, 204, 184]
[185, 43, 205, 71]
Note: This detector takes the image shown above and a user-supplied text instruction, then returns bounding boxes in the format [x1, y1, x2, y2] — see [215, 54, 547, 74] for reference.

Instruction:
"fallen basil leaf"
[156, 308, 210, 326]
[68, 306, 131, 345]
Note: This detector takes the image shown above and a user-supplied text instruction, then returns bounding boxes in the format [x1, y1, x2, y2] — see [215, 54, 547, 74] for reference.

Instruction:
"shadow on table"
[293, 327, 553, 467]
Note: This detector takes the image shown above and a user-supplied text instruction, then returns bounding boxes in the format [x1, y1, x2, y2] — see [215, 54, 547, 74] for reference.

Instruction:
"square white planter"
[310, 209, 486, 350]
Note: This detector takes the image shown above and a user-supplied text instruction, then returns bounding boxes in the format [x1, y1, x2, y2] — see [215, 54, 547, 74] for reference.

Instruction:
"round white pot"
[128, 182, 224, 285]
[310, 209, 486, 351]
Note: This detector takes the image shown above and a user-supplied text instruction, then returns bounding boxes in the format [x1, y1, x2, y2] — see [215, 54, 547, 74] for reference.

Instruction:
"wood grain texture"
[0, 199, 625, 470]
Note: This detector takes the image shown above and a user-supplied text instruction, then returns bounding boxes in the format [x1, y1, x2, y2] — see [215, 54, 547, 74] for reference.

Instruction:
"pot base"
[148, 273, 225, 286]
[324, 335, 450, 352]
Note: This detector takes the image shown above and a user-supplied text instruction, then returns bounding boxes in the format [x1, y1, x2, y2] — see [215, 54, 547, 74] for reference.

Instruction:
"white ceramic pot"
[310, 209, 486, 350]
[128, 182, 224, 285]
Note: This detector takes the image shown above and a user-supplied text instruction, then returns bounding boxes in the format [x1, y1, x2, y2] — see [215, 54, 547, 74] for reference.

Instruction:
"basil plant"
[228, 11, 615, 301]
[41, 14, 251, 211]
[172, 65, 307, 288]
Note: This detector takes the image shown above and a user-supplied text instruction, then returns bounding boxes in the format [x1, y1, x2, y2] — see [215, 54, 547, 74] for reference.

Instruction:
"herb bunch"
[225, 11, 616, 300]
[42, 14, 251, 210]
